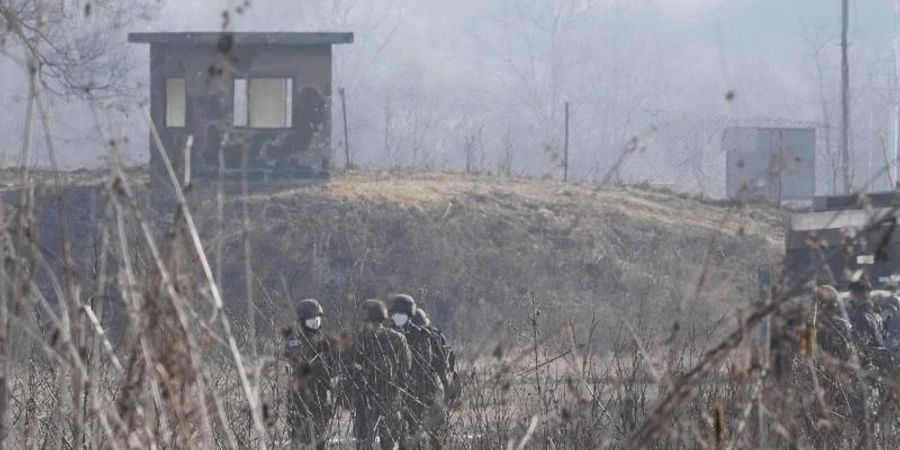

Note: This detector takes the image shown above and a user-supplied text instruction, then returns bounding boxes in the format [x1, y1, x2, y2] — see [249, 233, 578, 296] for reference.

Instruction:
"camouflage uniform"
[411, 307, 456, 450]
[411, 309, 457, 401]
[812, 285, 877, 441]
[843, 281, 885, 439]
[874, 291, 900, 430]
[875, 292, 900, 350]
[348, 299, 412, 450]
[388, 295, 446, 449]
[815, 286, 853, 359]
[845, 283, 885, 367]
[283, 299, 336, 449]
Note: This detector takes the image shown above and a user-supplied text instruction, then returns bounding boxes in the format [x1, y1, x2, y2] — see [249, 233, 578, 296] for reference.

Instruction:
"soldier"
[815, 285, 853, 359]
[844, 278, 890, 443]
[412, 307, 459, 449]
[347, 299, 411, 450]
[283, 299, 336, 449]
[812, 284, 887, 444]
[869, 285, 900, 352]
[388, 295, 445, 448]
[878, 292, 900, 350]
[845, 279, 884, 361]
[411, 308, 457, 403]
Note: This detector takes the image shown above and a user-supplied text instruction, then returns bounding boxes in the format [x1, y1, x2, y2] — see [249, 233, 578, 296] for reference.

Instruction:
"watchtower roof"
[128, 32, 354, 46]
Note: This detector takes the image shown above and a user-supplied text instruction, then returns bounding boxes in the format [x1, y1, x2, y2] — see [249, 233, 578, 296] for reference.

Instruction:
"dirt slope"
[206, 171, 785, 345]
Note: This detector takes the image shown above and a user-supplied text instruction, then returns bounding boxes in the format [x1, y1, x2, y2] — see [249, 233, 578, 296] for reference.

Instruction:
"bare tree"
[462, 121, 484, 175]
[477, 0, 598, 176]
[498, 123, 516, 176]
[395, 86, 438, 169]
[476, 0, 680, 184]
[292, 0, 404, 167]
[802, 28, 840, 194]
[0, 0, 154, 100]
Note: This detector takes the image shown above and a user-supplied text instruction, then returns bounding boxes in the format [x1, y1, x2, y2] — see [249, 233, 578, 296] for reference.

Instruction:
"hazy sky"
[138, 0, 898, 122]
[3, 0, 898, 195]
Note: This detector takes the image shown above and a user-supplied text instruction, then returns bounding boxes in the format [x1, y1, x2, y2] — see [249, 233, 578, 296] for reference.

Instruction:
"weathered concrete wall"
[148, 44, 333, 185]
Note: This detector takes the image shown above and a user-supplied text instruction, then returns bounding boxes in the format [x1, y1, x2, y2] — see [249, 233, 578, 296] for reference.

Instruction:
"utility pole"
[563, 101, 570, 182]
[841, 0, 852, 193]
[893, 0, 900, 189]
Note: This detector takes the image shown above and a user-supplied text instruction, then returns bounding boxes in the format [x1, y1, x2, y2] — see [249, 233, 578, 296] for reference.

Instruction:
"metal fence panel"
[725, 126, 816, 201]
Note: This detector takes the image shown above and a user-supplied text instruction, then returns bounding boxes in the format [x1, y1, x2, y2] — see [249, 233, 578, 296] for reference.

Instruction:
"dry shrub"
[5, 164, 896, 450]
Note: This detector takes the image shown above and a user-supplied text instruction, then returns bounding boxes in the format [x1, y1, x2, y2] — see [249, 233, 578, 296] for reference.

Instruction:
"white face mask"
[304, 317, 322, 330]
[392, 313, 409, 328]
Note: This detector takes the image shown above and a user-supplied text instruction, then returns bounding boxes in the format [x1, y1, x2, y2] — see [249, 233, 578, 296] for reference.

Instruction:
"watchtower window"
[233, 78, 293, 129]
[166, 78, 186, 128]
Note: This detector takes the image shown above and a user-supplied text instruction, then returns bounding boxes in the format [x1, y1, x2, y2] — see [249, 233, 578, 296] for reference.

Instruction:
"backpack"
[426, 326, 459, 401]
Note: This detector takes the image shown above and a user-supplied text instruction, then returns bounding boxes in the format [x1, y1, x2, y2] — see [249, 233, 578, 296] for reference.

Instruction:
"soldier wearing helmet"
[412, 308, 458, 402]
[410, 305, 459, 449]
[411, 308, 430, 327]
[815, 285, 853, 359]
[387, 294, 445, 448]
[283, 298, 336, 449]
[347, 299, 411, 450]
[846, 277, 885, 363]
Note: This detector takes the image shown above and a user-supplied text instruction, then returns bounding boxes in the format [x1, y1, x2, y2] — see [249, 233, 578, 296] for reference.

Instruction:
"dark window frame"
[232, 75, 295, 130]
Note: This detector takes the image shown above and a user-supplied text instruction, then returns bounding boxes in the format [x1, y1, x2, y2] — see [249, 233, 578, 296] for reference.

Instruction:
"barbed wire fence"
[333, 85, 845, 200]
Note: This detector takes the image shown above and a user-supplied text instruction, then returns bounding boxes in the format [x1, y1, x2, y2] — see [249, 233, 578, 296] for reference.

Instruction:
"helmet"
[296, 298, 324, 320]
[388, 294, 417, 316]
[361, 299, 388, 322]
[848, 277, 872, 297]
[412, 308, 431, 327]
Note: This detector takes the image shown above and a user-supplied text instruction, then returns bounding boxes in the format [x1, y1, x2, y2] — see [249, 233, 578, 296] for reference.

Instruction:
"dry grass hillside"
[18, 169, 884, 449]
[197, 170, 785, 347]
[13, 168, 785, 346]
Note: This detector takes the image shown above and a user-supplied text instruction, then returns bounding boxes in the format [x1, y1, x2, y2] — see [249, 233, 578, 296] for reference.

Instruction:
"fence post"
[339, 87, 351, 169]
[756, 264, 771, 448]
[564, 101, 570, 182]
[756, 265, 772, 371]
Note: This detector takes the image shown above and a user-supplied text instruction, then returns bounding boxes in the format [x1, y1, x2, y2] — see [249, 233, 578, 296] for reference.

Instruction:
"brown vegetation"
[207, 170, 782, 346]
[10, 169, 900, 449]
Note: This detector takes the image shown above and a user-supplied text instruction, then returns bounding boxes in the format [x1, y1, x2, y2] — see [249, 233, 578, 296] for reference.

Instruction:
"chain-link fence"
[333, 85, 830, 199]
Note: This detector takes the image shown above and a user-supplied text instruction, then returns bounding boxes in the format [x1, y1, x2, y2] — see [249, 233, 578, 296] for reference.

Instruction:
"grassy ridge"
[203, 170, 783, 347]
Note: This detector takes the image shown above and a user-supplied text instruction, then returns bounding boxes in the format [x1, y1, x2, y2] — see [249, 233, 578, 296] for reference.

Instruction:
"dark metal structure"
[724, 127, 816, 202]
[785, 192, 900, 289]
[128, 32, 353, 184]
